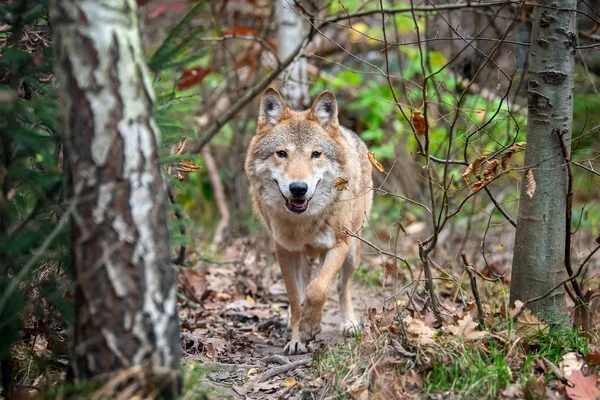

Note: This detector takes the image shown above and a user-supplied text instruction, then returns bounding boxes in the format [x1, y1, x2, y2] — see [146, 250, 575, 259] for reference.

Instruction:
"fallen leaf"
[445, 314, 488, 341]
[247, 367, 259, 378]
[411, 109, 427, 135]
[565, 370, 600, 400]
[367, 151, 385, 173]
[525, 169, 536, 199]
[560, 352, 584, 376]
[585, 352, 600, 366]
[179, 268, 208, 300]
[510, 300, 549, 336]
[205, 337, 227, 359]
[283, 377, 296, 388]
[404, 316, 435, 346]
[334, 177, 349, 191]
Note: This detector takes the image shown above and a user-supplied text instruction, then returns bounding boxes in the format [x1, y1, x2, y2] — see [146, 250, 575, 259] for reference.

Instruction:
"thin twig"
[461, 252, 485, 326]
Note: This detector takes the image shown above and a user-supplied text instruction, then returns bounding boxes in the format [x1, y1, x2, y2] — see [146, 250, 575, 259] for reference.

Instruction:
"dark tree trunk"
[50, 0, 180, 394]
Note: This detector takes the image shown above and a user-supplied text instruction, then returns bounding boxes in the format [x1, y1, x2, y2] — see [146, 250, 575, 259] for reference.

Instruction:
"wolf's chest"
[271, 219, 334, 253]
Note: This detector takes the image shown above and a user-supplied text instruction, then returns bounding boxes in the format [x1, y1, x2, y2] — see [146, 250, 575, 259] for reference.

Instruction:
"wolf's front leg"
[275, 245, 308, 355]
[300, 238, 351, 343]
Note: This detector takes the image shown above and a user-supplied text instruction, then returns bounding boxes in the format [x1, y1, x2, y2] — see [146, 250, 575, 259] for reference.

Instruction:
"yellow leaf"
[334, 177, 349, 191]
[247, 368, 258, 378]
[283, 377, 296, 387]
[367, 151, 385, 173]
[246, 295, 255, 305]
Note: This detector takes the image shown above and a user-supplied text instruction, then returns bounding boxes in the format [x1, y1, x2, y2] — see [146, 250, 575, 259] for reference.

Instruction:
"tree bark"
[276, 0, 310, 109]
[509, 0, 576, 324]
[50, 0, 180, 394]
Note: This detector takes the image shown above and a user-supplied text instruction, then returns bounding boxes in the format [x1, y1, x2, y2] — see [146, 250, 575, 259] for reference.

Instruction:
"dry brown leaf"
[462, 164, 473, 185]
[501, 142, 526, 169]
[367, 152, 385, 172]
[526, 169, 536, 199]
[483, 159, 501, 179]
[565, 370, 600, 400]
[470, 179, 486, 193]
[511, 300, 549, 336]
[404, 316, 436, 346]
[560, 352, 584, 376]
[177, 159, 201, 173]
[472, 155, 487, 177]
[334, 177, 349, 191]
[445, 314, 488, 341]
[174, 138, 188, 156]
[411, 109, 427, 135]
[205, 337, 227, 359]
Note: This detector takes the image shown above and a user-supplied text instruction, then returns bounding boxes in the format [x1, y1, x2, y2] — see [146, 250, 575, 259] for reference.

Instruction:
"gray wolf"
[244, 88, 373, 355]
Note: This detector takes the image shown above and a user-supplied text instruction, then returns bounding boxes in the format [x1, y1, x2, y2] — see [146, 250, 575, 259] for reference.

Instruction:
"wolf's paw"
[284, 340, 308, 355]
[299, 318, 322, 343]
[340, 320, 361, 337]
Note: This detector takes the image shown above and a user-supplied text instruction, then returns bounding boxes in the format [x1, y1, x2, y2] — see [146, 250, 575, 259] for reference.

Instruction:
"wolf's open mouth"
[286, 198, 309, 214]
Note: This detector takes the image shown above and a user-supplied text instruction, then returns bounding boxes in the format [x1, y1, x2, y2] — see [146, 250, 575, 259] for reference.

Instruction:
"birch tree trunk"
[50, 0, 180, 393]
[509, 0, 577, 324]
[276, 0, 309, 109]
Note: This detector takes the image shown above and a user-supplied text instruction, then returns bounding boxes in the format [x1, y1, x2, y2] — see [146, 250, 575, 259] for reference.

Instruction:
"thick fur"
[244, 88, 373, 355]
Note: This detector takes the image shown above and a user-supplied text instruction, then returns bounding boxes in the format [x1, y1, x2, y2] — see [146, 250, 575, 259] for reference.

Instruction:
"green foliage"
[0, 0, 71, 372]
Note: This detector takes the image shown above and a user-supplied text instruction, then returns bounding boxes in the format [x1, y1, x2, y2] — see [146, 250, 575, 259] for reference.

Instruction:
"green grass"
[424, 341, 512, 399]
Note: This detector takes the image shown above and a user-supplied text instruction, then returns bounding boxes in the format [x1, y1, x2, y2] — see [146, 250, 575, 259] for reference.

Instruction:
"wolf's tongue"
[291, 199, 307, 207]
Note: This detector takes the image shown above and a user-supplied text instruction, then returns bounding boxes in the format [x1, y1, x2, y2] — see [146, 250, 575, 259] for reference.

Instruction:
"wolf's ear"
[309, 91, 339, 129]
[259, 88, 288, 126]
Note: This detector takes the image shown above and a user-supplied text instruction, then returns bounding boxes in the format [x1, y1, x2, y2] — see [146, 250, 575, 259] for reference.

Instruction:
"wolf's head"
[245, 88, 346, 217]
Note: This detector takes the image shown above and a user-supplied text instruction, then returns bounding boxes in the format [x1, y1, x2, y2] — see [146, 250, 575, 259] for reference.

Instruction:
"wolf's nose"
[289, 182, 308, 197]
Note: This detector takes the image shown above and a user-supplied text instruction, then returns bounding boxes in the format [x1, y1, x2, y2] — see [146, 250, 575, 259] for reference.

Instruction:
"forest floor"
[175, 229, 600, 400]
[177, 237, 382, 399]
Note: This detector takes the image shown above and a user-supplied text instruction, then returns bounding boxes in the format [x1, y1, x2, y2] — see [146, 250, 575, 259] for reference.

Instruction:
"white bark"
[50, 0, 180, 390]
[276, 0, 309, 109]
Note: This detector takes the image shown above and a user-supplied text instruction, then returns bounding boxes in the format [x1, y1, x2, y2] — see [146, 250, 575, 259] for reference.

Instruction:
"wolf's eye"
[276, 150, 287, 158]
[312, 151, 321, 158]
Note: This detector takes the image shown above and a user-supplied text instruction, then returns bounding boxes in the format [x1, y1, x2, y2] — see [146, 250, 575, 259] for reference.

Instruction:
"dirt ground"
[177, 238, 385, 399]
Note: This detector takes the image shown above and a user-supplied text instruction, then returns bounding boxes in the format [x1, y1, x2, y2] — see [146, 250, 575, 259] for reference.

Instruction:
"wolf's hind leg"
[338, 238, 360, 334]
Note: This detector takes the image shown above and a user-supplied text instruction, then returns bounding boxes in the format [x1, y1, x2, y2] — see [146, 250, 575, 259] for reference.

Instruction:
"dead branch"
[201, 145, 230, 252]
[461, 252, 485, 326]
[256, 358, 310, 383]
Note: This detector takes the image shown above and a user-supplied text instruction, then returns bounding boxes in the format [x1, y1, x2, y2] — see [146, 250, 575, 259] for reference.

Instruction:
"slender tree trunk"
[50, 0, 180, 394]
[276, 0, 309, 109]
[510, 0, 577, 324]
